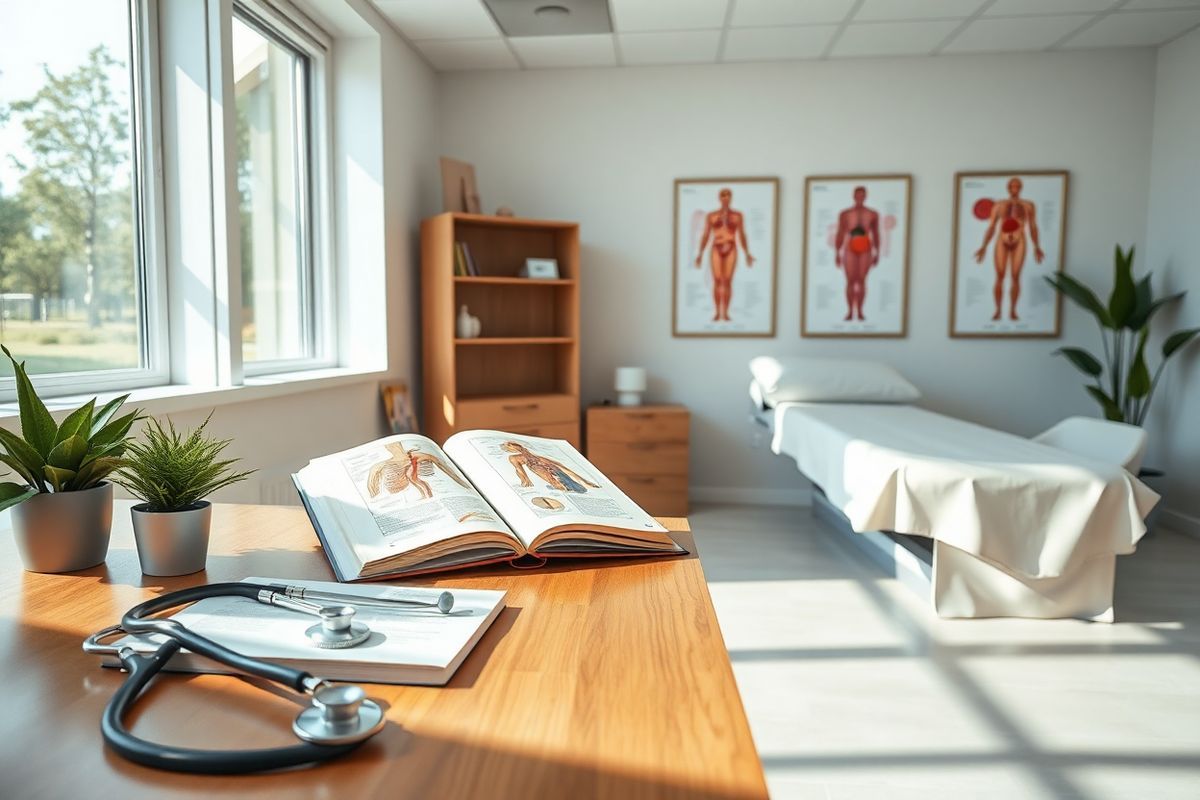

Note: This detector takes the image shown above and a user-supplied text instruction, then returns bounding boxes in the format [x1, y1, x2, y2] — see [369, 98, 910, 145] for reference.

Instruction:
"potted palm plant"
[0, 346, 141, 573]
[1047, 245, 1199, 527]
[115, 414, 254, 576]
[1046, 245, 1198, 426]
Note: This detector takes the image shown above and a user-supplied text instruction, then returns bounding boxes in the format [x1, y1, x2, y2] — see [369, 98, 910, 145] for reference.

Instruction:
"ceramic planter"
[131, 501, 213, 576]
[11, 482, 113, 573]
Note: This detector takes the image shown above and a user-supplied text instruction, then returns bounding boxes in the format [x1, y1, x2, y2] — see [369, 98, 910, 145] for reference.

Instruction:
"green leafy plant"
[1046, 245, 1199, 425]
[116, 415, 254, 512]
[0, 345, 141, 512]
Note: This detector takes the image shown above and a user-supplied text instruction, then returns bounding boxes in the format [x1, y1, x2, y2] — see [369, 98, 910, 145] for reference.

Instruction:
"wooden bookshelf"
[421, 212, 581, 446]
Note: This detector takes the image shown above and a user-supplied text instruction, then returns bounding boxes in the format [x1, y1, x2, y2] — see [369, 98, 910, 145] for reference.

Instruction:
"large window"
[233, 5, 326, 371]
[0, 0, 160, 389]
[0, 0, 337, 402]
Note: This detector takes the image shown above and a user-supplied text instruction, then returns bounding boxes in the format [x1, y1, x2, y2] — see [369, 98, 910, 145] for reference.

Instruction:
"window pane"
[0, 0, 144, 378]
[233, 11, 311, 364]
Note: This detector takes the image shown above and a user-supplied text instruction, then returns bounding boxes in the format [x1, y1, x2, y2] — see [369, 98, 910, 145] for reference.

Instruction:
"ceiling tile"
[509, 34, 617, 68]
[619, 30, 722, 65]
[943, 14, 1092, 52]
[1121, 0, 1200, 8]
[1061, 8, 1200, 46]
[373, 0, 500, 40]
[723, 25, 838, 61]
[414, 38, 518, 70]
[831, 20, 961, 56]
[985, 0, 1119, 16]
[610, 0, 728, 32]
[855, 0, 988, 22]
[731, 0, 857, 27]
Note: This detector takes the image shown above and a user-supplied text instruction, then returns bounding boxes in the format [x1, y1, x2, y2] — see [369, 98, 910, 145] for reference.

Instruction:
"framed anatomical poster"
[951, 170, 1069, 338]
[802, 174, 911, 337]
[673, 177, 779, 337]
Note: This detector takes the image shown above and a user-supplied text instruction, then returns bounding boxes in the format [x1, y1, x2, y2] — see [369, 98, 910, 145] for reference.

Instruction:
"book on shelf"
[293, 430, 687, 581]
[102, 576, 505, 685]
[453, 242, 468, 276]
[461, 241, 479, 276]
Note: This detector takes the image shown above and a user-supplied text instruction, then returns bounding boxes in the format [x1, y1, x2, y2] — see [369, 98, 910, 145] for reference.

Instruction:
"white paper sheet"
[771, 403, 1159, 579]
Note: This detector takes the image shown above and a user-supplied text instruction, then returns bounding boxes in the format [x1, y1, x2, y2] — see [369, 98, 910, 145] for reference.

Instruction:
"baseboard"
[1161, 507, 1200, 540]
[689, 486, 812, 507]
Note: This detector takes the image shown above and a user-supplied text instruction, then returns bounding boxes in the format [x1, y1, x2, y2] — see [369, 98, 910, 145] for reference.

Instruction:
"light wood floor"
[690, 504, 1200, 800]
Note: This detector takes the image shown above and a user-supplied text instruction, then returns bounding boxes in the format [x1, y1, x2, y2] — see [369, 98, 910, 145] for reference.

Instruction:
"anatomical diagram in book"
[502, 441, 600, 493]
[366, 441, 471, 501]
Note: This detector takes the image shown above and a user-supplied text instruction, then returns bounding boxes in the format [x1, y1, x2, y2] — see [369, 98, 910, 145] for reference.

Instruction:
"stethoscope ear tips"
[293, 683, 386, 745]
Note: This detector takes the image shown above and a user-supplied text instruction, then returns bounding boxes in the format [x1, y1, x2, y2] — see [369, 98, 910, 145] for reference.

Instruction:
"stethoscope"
[82, 581, 455, 774]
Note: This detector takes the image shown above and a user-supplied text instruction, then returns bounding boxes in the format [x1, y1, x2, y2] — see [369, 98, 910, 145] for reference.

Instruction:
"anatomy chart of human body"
[674, 178, 778, 337]
[803, 175, 911, 337]
[952, 171, 1068, 337]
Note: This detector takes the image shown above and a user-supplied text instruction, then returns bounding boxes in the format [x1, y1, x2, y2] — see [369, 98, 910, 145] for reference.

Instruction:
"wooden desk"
[0, 502, 766, 799]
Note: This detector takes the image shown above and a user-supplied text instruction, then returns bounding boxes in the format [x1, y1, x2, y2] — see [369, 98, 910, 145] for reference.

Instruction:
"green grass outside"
[0, 318, 140, 377]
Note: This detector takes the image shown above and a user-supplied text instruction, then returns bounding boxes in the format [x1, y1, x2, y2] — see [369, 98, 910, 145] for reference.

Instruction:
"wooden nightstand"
[586, 404, 690, 517]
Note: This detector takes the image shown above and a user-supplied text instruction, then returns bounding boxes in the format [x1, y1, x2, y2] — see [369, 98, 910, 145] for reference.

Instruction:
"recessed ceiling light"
[534, 4, 570, 17]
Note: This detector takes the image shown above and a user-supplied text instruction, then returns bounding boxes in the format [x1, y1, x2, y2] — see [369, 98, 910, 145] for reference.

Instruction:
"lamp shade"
[614, 367, 647, 393]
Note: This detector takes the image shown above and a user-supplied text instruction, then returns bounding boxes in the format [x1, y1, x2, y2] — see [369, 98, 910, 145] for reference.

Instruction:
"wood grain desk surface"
[0, 502, 767, 799]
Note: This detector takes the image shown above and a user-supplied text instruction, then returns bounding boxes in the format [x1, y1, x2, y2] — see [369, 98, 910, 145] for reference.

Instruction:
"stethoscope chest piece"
[294, 683, 386, 745]
[306, 604, 371, 649]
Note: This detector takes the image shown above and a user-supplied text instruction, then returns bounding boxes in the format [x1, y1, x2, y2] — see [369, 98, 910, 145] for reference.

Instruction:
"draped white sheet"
[770, 403, 1159, 580]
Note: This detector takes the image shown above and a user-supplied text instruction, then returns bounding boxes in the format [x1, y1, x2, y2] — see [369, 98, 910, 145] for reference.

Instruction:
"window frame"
[232, 0, 336, 378]
[0, 0, 170, 400]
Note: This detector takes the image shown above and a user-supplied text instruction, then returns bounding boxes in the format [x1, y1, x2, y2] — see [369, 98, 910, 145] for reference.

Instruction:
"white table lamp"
[615, 367, 647, 407]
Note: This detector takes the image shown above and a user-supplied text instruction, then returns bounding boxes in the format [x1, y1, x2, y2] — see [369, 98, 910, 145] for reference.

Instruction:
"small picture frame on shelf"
[520, 258, 560, 279]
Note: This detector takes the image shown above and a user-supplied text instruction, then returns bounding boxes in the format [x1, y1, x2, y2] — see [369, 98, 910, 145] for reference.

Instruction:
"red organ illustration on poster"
[694, 188, 755, 323]
[832, 186, 880, 322]
[971, 177, 1045, 322]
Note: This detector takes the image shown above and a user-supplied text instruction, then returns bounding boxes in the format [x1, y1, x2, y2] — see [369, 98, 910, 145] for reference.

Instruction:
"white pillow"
[749, 356, 921, 405]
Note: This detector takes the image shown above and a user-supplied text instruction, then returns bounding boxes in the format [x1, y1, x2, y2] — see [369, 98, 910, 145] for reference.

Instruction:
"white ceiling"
[370, 0, 1200, 71]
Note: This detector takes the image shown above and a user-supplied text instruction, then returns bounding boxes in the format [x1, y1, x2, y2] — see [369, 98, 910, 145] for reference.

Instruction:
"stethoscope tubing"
[122, 582, 312, 692]
[100, 582, 370, 774]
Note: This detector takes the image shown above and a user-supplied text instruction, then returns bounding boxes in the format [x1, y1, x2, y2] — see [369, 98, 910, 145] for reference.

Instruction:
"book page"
[444, 430, 666, 549]
[296, 434, 517, 567]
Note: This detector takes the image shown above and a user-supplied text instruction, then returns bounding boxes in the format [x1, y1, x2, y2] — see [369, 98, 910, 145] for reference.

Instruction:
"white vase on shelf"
[457, 305, 474, 338]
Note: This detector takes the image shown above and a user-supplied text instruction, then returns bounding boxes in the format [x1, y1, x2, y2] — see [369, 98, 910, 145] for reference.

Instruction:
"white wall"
[436, 50, 1158, 502]
[1145, 28, 1200, 534]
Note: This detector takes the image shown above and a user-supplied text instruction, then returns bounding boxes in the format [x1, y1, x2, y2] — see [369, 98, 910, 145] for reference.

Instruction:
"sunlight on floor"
[691, 504, 1200, 800]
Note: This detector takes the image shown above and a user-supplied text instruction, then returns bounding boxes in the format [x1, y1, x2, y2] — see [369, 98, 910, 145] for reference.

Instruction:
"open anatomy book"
[293, 430, 687, 581]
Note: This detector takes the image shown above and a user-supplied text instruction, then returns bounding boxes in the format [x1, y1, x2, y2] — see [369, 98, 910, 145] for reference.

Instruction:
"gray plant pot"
[11, 482, 113, 573]
[131, 501, 212, 576]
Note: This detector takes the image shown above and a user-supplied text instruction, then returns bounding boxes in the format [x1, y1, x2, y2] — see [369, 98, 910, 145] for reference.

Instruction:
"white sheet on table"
[771, 403, 1159, 579]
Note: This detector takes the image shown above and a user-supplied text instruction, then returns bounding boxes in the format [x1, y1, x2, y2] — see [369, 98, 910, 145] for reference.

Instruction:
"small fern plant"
[116, 415, 254, 512]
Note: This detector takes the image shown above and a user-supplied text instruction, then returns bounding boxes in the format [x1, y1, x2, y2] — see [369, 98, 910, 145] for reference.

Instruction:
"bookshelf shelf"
[455, 337, 575, 346]
[421, 212, 581, 446]
[453, 276, 576, 287]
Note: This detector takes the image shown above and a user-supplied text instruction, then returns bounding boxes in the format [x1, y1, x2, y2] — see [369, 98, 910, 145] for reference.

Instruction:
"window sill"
[0, 366, 387, 421]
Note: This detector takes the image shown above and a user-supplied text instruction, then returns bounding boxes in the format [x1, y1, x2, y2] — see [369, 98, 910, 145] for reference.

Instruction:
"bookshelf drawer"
[588, 408, 689, 443]
[457, 394, 578, 429]
[588, 441, 688, 476]
[609, 474, 689, 517]
[503, 421, 580, 449]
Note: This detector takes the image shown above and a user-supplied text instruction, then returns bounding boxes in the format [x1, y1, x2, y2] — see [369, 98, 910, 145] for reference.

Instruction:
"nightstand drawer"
[589, 441, 688, 476]
[609, 474, 688, 517]
[588, 409, 689, 443]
